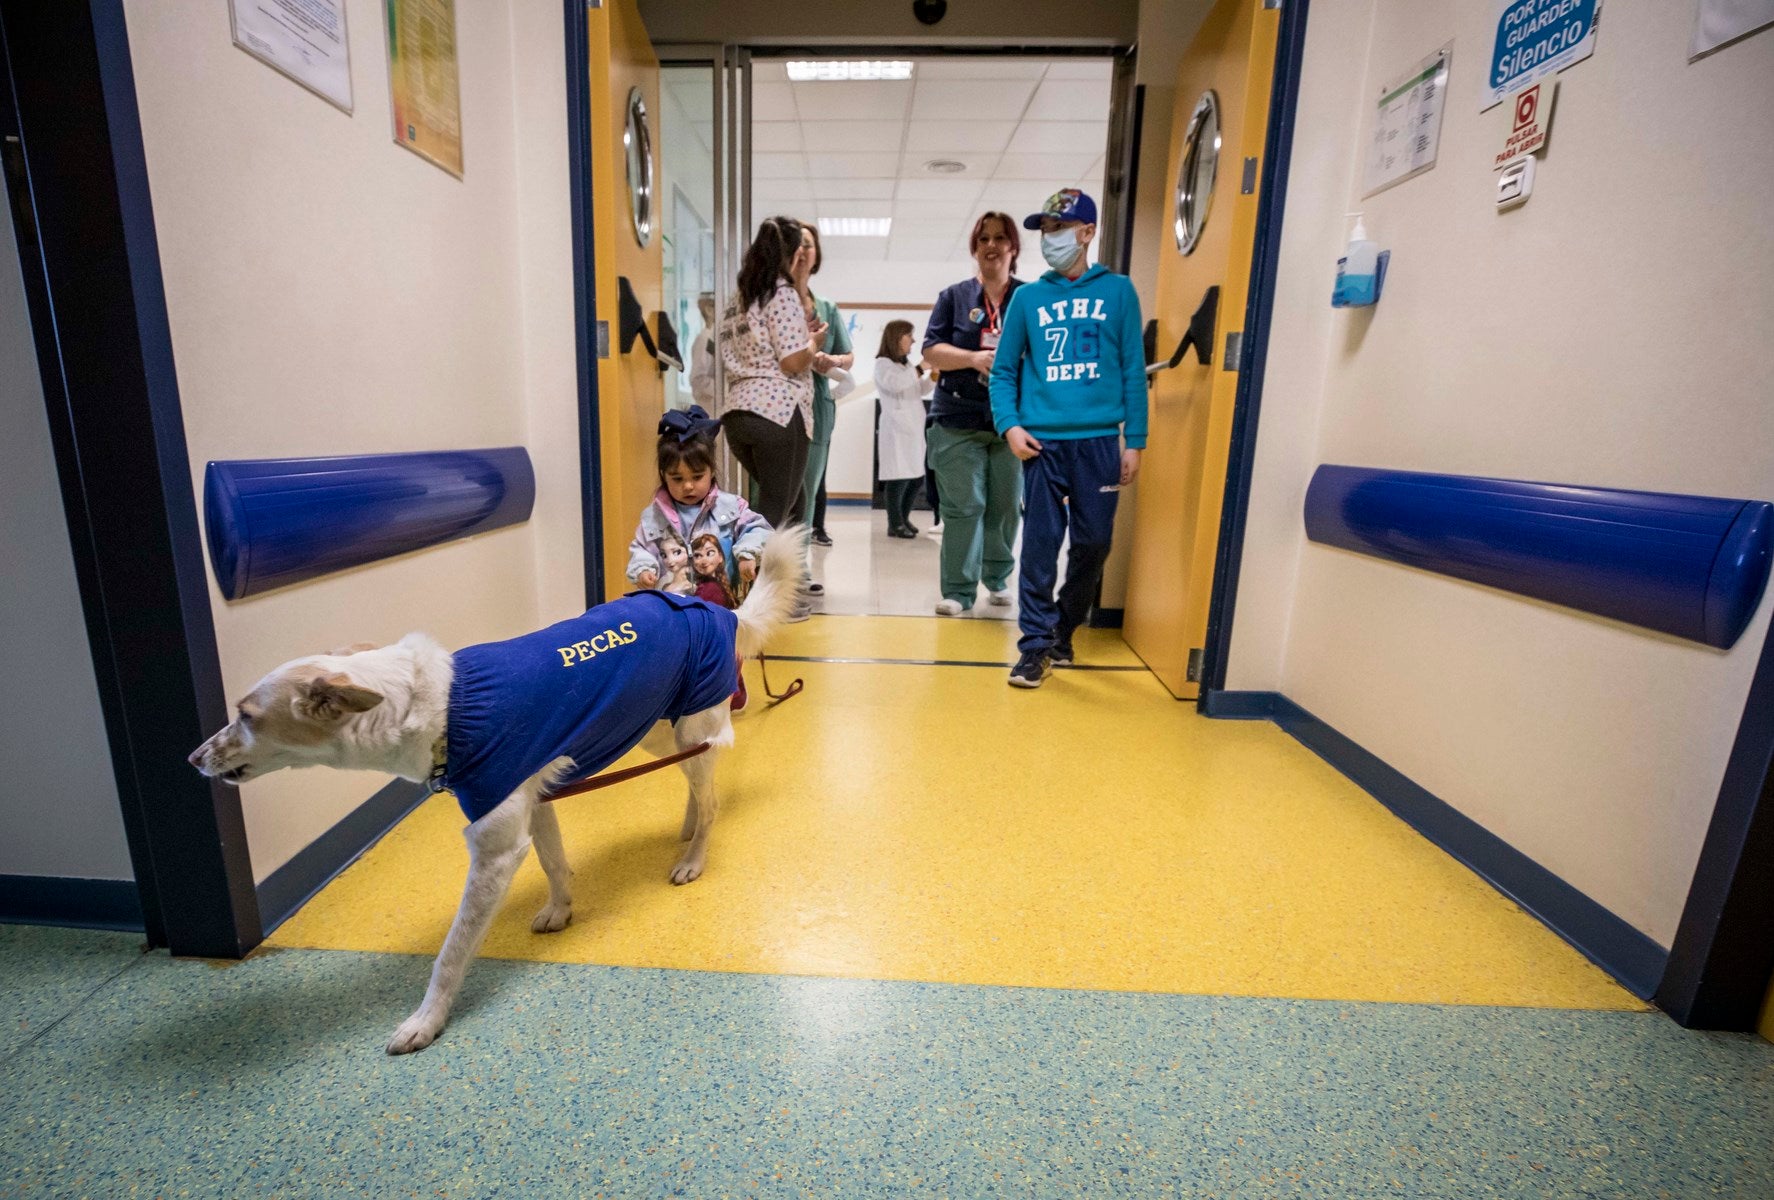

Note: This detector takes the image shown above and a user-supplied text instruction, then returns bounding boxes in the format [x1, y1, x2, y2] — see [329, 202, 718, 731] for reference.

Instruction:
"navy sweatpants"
[1016, 434, 1121, 654]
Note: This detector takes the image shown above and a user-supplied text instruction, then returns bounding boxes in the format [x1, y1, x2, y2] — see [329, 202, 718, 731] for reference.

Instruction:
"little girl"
[628, 405, 772, 593]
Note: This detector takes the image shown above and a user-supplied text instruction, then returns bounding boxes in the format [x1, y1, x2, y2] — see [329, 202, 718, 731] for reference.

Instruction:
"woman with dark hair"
[718, 215, 825, 531]
[920, 212, 1026, 616]
[874, 319, 934, 538]
[792, 221, 853, 548]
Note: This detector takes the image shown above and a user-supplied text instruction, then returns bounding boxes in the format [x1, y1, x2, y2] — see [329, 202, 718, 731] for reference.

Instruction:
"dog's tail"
[735, 524, 810, 659]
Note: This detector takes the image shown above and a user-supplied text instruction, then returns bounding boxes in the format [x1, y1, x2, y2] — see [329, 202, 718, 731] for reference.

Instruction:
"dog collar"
[425, 736, 449, 794]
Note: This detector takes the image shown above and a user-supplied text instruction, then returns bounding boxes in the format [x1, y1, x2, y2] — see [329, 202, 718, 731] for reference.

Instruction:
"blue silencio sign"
[1483, 0, 1599, 110]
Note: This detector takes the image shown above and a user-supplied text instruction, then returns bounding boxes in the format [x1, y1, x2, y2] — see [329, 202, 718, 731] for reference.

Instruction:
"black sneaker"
[1049, 634, 1075, 666]
[811, 530, 834, 547]
[1008, 650, 1052, 689]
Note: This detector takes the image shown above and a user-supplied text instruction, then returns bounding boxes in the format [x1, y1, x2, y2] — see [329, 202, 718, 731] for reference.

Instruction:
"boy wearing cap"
[989, 188, 1147, 689]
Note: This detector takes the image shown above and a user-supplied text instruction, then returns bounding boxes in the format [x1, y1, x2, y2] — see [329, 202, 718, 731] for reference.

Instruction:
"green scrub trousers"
[927, 424, 1022, 606]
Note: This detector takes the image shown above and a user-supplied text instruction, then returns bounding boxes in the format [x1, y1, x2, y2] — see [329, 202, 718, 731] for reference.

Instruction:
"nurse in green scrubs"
[793, 223, 853, 560]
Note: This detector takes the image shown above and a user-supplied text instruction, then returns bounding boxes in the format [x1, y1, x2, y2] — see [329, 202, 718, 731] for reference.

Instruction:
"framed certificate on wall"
[385, 0, 463, 177]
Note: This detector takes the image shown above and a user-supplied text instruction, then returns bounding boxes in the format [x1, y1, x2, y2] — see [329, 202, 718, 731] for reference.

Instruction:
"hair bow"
[657, 405, 722, 445]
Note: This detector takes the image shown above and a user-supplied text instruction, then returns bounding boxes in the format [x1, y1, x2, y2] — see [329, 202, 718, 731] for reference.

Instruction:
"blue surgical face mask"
[1040, 227, 1084, 273]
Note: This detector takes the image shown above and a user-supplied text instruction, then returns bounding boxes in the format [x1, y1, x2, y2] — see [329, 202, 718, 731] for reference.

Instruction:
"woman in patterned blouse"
[717, 216, 827, 533]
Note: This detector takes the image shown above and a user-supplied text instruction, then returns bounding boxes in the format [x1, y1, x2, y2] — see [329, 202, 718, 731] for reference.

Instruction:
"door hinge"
[1264, 0, 1283, 9]
[595, 320, 610, 359]
[1241, 156, 1259, 194]
[1186, 648, 1205, 683]
[1222, 331, 1244, 372]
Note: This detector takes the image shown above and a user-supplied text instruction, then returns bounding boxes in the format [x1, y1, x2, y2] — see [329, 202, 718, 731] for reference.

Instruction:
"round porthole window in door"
[1174, 90, 1220, 255]
[624, 87, 654, 249]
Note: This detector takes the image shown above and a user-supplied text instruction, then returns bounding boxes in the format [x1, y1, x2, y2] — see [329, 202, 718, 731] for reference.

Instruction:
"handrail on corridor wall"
[203, 448, 536, 600]
[1303, 466, 1774, 650]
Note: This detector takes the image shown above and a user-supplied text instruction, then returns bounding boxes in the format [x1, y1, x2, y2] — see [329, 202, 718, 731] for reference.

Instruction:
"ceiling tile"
[904, 120, 1015, 154]
[1023, 79, 1111, 122]
[1006, 122, 1105, 155]
[911, 79, 1039, 121]
[752, 61, 789, 83]
[893, 177, 986, 203]
[1043, 59, 1115, 82]
[752, 151, 809, 180]
[818, 152, 904, 179]
[915, 58, 1048, 80]
[790, 80, 913, 121]
[752, 82, 798, 121]
[898, 151, 999, 179]
[993, 151, 1100, 180]
[821, 237, 890, 262]
[801, 120, 905, 152]
[813, 178, 897, 200]
[751, 122, 802, 152]
[890, 198, 970, 223]
[753, 178, 815, 203]
[817, 199, 896, 219]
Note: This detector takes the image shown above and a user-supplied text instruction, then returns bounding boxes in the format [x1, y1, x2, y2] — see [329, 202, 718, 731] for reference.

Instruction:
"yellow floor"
[767, 611, 1144, 665]
[269, 617, 1641, 1011]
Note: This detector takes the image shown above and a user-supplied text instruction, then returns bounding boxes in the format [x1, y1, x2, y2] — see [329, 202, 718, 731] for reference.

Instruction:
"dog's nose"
[188, 746, 208, 770]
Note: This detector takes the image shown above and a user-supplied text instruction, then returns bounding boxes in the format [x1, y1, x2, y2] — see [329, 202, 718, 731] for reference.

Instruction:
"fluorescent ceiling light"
[786, 60, 914, 82]
[818, 217, 892, 238]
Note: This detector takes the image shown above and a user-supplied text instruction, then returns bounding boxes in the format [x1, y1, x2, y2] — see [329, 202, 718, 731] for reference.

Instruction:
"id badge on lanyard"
[978, 293, 1002, 382]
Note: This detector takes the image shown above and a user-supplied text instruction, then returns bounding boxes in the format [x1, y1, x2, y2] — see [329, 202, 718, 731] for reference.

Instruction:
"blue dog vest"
[440, 590, 739, 823]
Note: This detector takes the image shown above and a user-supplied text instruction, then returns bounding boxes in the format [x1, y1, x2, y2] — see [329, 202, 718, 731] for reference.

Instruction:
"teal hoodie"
[988, 263, 1147, 450]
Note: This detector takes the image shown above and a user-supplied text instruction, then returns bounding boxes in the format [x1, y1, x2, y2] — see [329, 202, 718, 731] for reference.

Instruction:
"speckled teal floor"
[3, 927, 1771, 1198]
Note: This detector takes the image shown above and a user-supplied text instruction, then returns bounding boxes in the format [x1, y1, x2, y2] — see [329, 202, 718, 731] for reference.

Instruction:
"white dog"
[190, 528, 808, 1054]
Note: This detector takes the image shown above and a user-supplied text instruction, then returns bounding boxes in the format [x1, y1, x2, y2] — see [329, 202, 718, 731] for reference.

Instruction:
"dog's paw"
[530, 902, 572, 933]
[386, 1011, 445, 1055]
[669, 857, 705, 885]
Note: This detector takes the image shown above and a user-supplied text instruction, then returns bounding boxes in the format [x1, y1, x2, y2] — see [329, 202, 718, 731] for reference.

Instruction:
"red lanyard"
[981, 287, 1004, 335]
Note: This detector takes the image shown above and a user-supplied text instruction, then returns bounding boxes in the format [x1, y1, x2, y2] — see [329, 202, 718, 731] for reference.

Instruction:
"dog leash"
[758, 653, 804, 703]
[539, 656, 802, 802]
[540, 741, 713, 802]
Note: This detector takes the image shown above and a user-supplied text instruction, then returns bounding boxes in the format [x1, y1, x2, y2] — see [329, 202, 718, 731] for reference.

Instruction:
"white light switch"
[1497, 155, 1536, 210]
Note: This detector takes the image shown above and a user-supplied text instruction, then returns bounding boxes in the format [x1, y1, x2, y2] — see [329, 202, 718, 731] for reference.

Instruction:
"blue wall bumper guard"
[204, 448, 536, 600]
[1304, 466, 1774, 649]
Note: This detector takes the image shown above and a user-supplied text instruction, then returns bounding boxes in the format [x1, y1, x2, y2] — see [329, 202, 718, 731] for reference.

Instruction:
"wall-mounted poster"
[1364, 43, 1451, 197]
[385, 0, 463, 177]
[1691, 0, 1774, 60]
[230, 0, 353, 112]
[1481, 0, 1600, 111]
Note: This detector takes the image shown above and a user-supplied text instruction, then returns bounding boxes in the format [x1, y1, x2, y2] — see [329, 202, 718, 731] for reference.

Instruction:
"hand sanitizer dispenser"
[1332, 213, 1385, 308]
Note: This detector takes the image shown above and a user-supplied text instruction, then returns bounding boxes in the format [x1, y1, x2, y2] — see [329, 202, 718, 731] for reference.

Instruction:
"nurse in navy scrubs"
[920, 212, 1026, 617]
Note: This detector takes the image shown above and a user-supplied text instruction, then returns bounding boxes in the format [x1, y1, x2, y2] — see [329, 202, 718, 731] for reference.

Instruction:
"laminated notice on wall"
[386, 0, 464, 178]
[1364, 44, 1452, 198]
[229, 0, 353, 113]
[1481, 0, 1599, 111]
[1691, 0, 1774, 60]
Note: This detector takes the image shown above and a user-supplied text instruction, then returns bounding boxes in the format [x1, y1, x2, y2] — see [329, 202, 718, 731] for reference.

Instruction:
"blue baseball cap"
[1023, 188, 1098, 230]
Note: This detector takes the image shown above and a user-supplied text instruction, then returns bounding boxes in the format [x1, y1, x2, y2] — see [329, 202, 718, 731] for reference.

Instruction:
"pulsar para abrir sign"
[1482, 0, 1599, 110]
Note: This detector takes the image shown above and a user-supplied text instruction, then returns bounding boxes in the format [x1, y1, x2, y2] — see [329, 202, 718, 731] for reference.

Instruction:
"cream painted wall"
[124, 0, 577, 881]
[1227, 0, 1774, 945]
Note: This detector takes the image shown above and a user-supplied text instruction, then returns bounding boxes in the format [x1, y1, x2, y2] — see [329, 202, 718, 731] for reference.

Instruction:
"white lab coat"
[874, 356, 935, 481]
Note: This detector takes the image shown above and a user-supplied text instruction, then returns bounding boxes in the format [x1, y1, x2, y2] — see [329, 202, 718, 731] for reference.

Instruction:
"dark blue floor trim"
[1203, 689, 1668, 999]
[1265, 695, 1667, 998]
[0, 875, 143, 931]
[255, 779, 430, 938]
[827, 496, 873, 507]
[1200, 689, 1278, 719]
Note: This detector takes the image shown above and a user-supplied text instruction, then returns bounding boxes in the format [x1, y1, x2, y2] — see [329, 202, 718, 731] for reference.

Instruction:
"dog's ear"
[298, 672, 385, 720]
